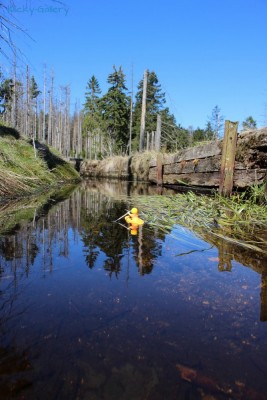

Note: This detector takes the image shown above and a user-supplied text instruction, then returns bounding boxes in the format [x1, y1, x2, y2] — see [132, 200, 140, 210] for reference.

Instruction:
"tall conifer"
[99, 66, 130, 154]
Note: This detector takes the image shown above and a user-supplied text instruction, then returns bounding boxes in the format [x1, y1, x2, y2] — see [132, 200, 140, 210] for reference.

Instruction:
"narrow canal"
[0, 180, 267, 400]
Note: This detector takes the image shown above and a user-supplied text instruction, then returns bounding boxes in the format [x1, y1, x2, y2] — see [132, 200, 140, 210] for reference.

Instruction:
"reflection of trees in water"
[131, 225, 164, 275]
[79, 188, 165, 277]
[0, 228, 39, 279]
[80, 192, 129, 278]
[0, 183, 166, 281]
[0, 272, 33, 398]
[0, 191, 82, 276]
[0, 345, 33, 399]
[83, 233, 99, 270]
[104, 255, 123, 278]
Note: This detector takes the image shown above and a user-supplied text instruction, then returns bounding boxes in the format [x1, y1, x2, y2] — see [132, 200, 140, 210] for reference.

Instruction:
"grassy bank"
[0, 124, 81, 200]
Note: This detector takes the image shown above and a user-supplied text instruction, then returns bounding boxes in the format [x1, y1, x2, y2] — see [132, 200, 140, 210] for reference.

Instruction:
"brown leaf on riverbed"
[176, 363, 224, 391]
[176, 363, 266, 400]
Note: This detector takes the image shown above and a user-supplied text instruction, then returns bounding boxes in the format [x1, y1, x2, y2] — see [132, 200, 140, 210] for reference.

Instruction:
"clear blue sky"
[2, 0, 267, 129]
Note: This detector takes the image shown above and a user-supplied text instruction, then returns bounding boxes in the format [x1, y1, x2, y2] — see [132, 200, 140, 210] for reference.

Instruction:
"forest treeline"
[0, 64, 257, 160]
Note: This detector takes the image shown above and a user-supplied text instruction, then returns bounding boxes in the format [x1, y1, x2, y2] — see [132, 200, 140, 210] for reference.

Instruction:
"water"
[0, 180, 267, 400]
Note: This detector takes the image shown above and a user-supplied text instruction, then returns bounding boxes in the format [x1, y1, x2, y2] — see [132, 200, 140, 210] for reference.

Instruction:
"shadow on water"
[0, 179, 267, 400]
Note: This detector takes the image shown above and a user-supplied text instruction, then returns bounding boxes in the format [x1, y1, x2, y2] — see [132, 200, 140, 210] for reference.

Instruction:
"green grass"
[132, 186, 267, 253]
[0, 124, 81, 199]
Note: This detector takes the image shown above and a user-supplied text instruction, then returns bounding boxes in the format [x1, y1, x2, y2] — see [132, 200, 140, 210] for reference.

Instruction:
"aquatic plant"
[131, 187, 267, 253]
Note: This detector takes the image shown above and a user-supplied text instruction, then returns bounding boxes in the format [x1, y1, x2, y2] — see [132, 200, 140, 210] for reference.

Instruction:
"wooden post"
[139, 70, 147, 152]
[219, 120, 239, 196]
[156, 153, 163, 186]
[155, 114, 161, 151]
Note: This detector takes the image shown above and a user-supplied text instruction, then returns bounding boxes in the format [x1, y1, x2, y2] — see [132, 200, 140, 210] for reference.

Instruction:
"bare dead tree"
[0, 1, 35, 64]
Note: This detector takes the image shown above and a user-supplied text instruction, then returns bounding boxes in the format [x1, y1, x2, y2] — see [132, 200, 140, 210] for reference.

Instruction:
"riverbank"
[0, 124, 81, 201]
[80, 128, 267, 190]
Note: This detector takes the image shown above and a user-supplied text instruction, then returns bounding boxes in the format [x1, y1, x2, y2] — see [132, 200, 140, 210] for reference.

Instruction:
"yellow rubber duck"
[125, 207, 144, 227]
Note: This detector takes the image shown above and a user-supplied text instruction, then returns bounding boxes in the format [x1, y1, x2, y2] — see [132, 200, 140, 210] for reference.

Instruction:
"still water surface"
[0, 180, 267, 400]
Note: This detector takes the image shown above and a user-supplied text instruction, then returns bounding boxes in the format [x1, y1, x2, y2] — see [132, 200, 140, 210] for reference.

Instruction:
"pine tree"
[0, 75, 22, 127]
[83, 75, 102, 133]
[242, 116, 257, 130]
[99, 66, 130, 155]
[82, 75, 103, 159]
[192, 127, 207, 143]
[159, 108, 191, 151]
[84, 75, 101, 114]
[160, 108, 183, 151]
[208, 105, 224, 139]
[204, 121, 214, 140]
[0, 78, 13, 114]
[29, 76, 41, 101]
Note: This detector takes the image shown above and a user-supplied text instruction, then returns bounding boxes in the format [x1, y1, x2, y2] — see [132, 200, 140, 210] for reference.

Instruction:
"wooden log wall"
[149, 128, 267, 189]
[80, 127, 267, 190]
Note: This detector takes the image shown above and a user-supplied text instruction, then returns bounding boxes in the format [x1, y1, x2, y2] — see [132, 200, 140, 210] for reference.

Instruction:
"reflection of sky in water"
[0, 184, 267, 400]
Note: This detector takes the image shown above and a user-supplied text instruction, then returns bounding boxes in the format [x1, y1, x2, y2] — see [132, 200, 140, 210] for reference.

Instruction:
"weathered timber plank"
[149, 168, 266, 187]
[149, 142, 222, 167]
[161, 158, 253, 174]
[163, 155, 221, 174]
[162, 172, 221, 186]
[233, 169, 266, 188]
[171, 142, 222, 163]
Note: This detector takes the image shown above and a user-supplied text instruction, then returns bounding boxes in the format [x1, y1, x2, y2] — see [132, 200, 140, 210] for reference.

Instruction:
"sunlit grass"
[132, 186, 267, 253]
[0, 126, 80, 198]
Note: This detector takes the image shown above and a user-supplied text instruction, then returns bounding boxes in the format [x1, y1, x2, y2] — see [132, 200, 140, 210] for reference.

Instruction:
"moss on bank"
[0, 124, 81, 200]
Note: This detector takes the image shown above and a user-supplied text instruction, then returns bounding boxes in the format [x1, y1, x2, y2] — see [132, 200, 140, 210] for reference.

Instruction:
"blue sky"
[2, 0, 267, 129]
